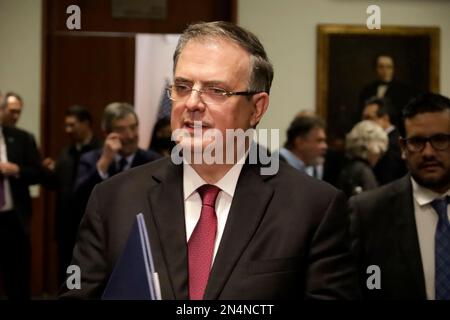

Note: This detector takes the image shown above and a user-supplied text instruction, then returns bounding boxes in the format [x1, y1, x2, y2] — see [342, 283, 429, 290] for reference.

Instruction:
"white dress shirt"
[412, 177, 450, 300]
[0, 129, 14, 212]
[183, 162, 244, 262]
[377, 84, 388, 98]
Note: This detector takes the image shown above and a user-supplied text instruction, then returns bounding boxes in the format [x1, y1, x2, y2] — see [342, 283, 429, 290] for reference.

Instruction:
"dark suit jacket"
[43, 137, 102, 237]
[373, 128, 407, 186]
[2, 126, 43, 224]
[337, 158, 378, 198]
[73, 148, 161, 224]
[61, 157, 360, 299]
[349, 175, 427, 299]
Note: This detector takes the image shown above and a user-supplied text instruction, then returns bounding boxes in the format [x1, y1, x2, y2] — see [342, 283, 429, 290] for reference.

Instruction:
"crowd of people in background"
[278, 94, 408, 198]
[0, 89, 424, 298]
[0, 92, 167, 298]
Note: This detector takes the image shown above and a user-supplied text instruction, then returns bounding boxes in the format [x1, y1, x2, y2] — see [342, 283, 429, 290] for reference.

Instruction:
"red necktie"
[188, 184, 220, 300]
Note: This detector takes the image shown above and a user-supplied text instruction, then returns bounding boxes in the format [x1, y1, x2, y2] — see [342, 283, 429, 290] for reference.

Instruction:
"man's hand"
[43, 158, 56, 171]
[96, 133, 122, 174]
[0, 161, 20, 177]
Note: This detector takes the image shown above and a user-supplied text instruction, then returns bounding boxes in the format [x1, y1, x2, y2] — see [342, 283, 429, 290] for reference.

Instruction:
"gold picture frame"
[316, 24, 440, 139]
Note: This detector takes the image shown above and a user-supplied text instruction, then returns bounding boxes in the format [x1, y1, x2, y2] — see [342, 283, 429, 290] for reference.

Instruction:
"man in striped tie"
[350, 93, 450, 299]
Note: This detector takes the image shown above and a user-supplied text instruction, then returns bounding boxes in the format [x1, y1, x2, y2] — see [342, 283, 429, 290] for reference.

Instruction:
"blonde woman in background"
[337, 120, 388, 197]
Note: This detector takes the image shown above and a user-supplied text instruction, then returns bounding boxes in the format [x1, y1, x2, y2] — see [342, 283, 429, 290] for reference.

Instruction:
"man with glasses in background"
[61, 21, 359, 300]
[350, 93, 450, 300]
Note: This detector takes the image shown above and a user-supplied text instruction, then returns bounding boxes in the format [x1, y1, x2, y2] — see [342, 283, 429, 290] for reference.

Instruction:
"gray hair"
[101, 102, 137, 133]
[346, 120, 388, 160]
[173, 21, 274, 94]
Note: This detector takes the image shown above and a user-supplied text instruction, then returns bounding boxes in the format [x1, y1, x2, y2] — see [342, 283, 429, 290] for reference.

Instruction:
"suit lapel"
[392, 176, 427, 299]
[2, 127, 16, 161]
[146, 160, 189, 299]
[131, 149, 145, 167]
[204, 163, 275, 299]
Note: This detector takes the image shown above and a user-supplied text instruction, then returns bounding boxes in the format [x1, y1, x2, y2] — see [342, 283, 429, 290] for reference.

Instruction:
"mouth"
[419, 162, 443, 171]
[183, 121, 211, 132]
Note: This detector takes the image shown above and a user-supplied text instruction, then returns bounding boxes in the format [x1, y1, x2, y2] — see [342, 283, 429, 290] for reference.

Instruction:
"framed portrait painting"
[316, 24, 440, 140]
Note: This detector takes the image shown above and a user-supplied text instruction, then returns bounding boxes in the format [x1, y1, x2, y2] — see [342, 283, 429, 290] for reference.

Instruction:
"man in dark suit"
[350, 93, 450, 300]
[0, 97, 43, 299]
[362, 97, 407, 185]
[61, 22, 359, 300]
[358, 54, 414, 134]
[73, 102, 160, 226]
[42, 105, 102, 283]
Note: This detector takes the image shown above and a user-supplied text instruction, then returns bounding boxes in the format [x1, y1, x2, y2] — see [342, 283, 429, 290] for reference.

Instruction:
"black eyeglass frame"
[400, 134, 450, 152]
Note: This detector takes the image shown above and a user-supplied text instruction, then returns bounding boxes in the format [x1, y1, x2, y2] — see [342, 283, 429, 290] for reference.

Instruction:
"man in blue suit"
[73, 102, 160, 245]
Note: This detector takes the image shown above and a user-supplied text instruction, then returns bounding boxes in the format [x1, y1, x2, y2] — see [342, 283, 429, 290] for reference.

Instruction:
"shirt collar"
[411, 177, 450, 207]
[279, 147, 305, 171]
[182, 144, 248, 202]
[114, 152, 135, 165]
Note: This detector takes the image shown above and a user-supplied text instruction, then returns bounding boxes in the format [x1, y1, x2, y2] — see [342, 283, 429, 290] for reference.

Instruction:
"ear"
[249, 92, 269, 127]
[398, 136, 407, 159]
[294, 136, 304, 150]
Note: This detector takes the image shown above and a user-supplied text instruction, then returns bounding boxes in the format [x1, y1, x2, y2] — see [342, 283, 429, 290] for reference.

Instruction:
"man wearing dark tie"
[351, 93, 450, 299]
[61, 22, 359, 300]
[0, 97, 43, 299]
[73, 102, 160, 238]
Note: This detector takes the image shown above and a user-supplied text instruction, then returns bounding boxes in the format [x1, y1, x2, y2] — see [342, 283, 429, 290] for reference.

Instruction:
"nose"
[124, 128, 136, 140]
[422, 141, 437, 156]
[319, 140, 328, 153]
[185, 88, 206, 113]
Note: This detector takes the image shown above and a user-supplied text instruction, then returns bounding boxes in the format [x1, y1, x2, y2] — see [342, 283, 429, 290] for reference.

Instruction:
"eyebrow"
[174, 77, 228, 88]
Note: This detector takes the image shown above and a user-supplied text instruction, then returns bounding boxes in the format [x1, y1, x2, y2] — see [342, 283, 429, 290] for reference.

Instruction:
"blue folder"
[102, 213, 161, 300]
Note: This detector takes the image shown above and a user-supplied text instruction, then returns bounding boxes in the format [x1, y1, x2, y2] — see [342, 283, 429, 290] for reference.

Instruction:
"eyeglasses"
[401, 134, 450, 152]
[166, 84, 261, 105]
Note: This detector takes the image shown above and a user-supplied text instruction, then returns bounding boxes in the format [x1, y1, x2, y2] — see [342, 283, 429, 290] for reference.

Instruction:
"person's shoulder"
[136, 148, 162, 161]
[96, 158, 171, 196]
[354, 160, 374, 176]
[3, 125, 35, 141]
[350, 175, 410, 207]
[89, 136, 103, 148]
[96, 157, 171, 190]
[340, 159, 370, 178]
[80, 148, 102, 163]
[390, 80, 410, 89]
[273, 160, 340, 199]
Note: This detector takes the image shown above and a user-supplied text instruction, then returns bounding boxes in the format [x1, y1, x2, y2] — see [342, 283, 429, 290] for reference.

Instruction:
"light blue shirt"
[278, 148, 306, 172]
[278, 147, 323, 180]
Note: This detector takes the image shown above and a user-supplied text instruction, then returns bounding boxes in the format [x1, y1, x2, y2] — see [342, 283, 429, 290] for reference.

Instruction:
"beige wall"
[238, 0, 450, 145]
[0, 0, 42, 143]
